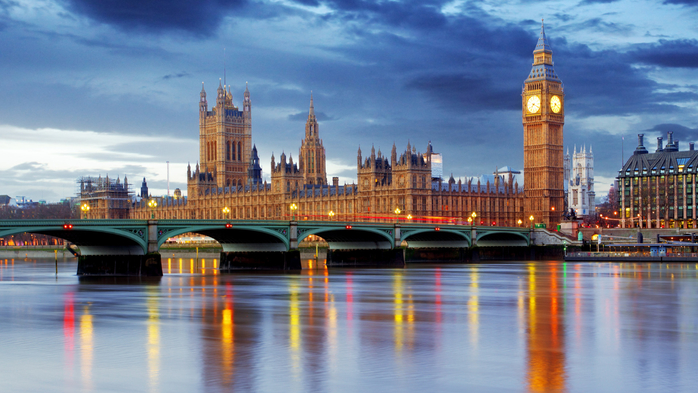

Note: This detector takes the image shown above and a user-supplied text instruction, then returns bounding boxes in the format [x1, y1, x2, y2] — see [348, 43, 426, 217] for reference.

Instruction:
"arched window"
[232, 141, 236, 160]
[226, 141, 231, 160]
[238, 142, 242, 161]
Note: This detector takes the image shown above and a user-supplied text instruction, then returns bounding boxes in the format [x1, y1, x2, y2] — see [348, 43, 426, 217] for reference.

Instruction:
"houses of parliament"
[87, 23, 564, 228]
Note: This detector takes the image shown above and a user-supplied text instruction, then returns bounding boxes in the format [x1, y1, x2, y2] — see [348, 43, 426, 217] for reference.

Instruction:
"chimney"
[690, 142, 694, 151]
[332, 177, 339, 187]
[667, 131, 674, 146]
[635, 134, 648, 154]
[657, 137, 663, 152]
[676, 140, 680, 150]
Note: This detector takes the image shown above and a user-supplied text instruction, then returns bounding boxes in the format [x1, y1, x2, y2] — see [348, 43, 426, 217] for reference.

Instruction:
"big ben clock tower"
[523, 20, 564, 228]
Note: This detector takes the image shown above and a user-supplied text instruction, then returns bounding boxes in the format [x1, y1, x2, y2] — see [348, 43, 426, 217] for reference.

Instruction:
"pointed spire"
[534, 18, 552, 53]
[309, 91, 315, 117]
[201, 81, 205, 93]
[245, 81, 249, 93]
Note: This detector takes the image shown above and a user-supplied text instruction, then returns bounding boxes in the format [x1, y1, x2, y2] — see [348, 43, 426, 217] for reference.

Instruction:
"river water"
[1, 258, 697, 392]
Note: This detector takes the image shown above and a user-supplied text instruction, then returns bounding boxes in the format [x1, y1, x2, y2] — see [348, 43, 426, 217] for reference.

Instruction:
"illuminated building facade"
[619, 132, 698, 229]
[126, 24, 570, 227]
[128, 90, 524, 224]
[522, 21, 565, 228]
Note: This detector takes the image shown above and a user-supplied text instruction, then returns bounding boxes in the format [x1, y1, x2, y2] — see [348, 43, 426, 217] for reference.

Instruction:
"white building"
[564, 145, 595, 217]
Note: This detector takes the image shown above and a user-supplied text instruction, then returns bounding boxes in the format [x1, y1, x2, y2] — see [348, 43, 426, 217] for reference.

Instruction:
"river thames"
[1, 258, 697, 392]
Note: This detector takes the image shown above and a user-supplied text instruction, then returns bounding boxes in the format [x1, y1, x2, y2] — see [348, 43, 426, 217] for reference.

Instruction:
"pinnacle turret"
[534, 19, 552, 54]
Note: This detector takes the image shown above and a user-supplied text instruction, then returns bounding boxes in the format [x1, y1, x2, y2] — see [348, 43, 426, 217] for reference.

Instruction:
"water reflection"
[3, 260, 698, 392]
[526, 263, 566, 393]
[63, 292, 75, 384]
[146, 287, 160, 392]
[80, 305, 93, 390]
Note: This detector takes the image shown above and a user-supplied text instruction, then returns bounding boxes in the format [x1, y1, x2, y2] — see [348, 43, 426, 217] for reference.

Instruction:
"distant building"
[619, 132, 698, 229]
[564, 145, 595, 217]
[78, 175, 132, 219]
[0, 195, 10, 206]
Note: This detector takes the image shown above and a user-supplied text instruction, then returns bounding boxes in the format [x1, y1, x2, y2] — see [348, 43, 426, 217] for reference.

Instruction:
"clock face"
[550, 95, 562, 113]
[526, 95, 541, 114]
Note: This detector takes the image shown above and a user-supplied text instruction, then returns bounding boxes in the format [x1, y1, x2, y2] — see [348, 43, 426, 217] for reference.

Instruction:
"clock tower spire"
[522, 20, 565, 228]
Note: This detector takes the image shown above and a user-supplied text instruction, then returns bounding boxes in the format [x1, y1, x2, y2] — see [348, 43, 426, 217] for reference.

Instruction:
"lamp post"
[148, 199, 157, 219]
[529, 215, 534, 229]
[467, 217, 472, 226]
[518, 219, 522, 227]
[471, 212, 477, 227]
[81, 203, 90, 219]
[222, 206, 230, 220]
[328, 210, 335, 222]
[394, 207, 401, 223]
[290, 203, 298, 221]
[407, 214, 413, 221]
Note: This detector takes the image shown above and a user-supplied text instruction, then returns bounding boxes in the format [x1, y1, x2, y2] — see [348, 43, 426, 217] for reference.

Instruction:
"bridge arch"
[476, 231, 529, 247]
[401, 228, 471, 248]
[157, 225, 290, 252]
[0, 225, 148, 255]
[298, 226, 394, 249]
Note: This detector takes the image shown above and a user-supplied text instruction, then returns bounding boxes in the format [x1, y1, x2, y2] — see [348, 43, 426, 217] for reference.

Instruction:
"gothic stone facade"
[564, 145, 595, 217]
[131, 90, 524, 225]
[522, 22, 565, 228]
[129, 25, 578, 227]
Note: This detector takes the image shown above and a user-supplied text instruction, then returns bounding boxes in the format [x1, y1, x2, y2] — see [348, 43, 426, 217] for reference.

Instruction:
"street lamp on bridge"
[222, 206, 230, 220]
[529, 215, 534, 229]
[328, 210, 335, 220]
[81, 203, 90, 219]
[394, 207, 401, 223]
[290, 203, 298, 221]
[148, 199, 158, 219]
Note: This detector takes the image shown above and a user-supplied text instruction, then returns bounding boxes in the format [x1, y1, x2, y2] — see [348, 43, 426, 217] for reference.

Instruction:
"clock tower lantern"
[523, 21, 565, 228]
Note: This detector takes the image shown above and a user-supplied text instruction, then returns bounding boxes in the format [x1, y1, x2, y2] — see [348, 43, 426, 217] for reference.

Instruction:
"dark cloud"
[580, 0, 621, 4]
[162, 71, 190, 80]
[287, 111, 337, 121]
[663, 0, 698, 6]
[551, 40, 684, 116]
[629, 39, 698, 68]
[405, 74, 519, 112]
[62, 0, 247, 36]
[564, 17, 633, 34]
[553, 13, 576, 22]
[645, 124, 698, 143]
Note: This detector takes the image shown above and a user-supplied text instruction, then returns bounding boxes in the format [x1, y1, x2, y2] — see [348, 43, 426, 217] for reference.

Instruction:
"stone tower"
[522, 21, 565, 228]
[298, 93, 327, 186]
[198, 80, 252, 189]
[568, 145, 595, 217]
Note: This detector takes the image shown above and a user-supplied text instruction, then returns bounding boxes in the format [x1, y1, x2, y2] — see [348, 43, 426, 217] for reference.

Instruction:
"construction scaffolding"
[77, 175, 132, 219]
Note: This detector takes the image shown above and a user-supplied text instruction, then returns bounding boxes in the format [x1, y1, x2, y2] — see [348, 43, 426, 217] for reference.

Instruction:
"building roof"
[534, 20, 552, 53]
[621, 135, 698, 177]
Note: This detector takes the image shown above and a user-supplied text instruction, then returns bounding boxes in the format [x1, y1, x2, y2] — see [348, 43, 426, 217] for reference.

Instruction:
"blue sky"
[1, 0, 698, 202]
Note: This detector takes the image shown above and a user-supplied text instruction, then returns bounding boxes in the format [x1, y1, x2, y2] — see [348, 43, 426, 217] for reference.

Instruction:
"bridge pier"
[77, 253, 162, 276]
[219, 251, 301, 270]
[326, 249, 405, 267]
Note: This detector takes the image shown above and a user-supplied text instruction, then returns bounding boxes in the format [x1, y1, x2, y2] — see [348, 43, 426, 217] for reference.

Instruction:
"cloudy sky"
[1, 0, 697, 202]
